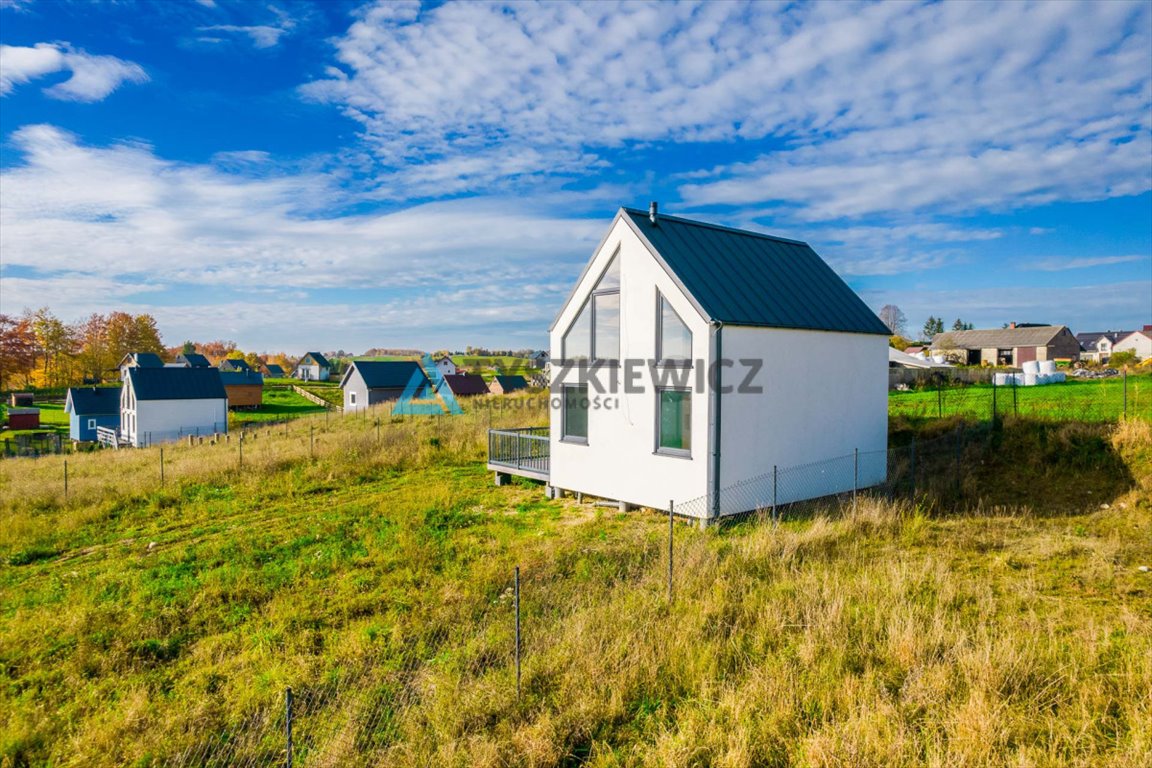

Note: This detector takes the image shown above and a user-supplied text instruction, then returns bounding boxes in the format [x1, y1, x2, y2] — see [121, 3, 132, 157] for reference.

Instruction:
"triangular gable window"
[563, 250, 620, 361]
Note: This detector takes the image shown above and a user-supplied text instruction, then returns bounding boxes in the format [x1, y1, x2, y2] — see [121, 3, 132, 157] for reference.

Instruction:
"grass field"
[230, 388, 327, 426]
[889, 373, 1151, 422]
[0, 398, 1150, 766]
[0, 401, 70, 442]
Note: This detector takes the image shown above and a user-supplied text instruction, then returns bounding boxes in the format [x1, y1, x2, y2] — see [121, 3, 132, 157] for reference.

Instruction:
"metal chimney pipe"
[649, 201, 659, 225]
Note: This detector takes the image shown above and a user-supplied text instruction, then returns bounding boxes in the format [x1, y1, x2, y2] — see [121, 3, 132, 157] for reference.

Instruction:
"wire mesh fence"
[888, 369, 1149, 423]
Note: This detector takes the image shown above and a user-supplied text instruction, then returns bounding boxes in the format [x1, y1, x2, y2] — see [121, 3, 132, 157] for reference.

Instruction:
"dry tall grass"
[0, 404, 1149, 767]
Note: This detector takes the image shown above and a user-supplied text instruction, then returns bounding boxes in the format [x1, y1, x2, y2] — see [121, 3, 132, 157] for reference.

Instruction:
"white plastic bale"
[1039, 360, 1057, 375]
[1023, 360, 1041, 375]
[1024, 373, 1038, 386]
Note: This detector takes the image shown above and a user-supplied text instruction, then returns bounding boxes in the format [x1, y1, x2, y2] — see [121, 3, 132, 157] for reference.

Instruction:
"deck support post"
[494, 471, 511, 486]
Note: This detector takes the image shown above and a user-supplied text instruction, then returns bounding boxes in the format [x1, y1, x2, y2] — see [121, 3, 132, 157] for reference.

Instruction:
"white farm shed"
[120, 367, 228, 447]
[492, 205, 890, 523]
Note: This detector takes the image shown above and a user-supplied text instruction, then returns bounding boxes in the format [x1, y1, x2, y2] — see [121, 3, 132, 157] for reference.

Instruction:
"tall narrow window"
[562, 384, 589, 442]
[562, 249, 620, 362]
[657, 388, 691, 454]
[657, 292, 691, 362]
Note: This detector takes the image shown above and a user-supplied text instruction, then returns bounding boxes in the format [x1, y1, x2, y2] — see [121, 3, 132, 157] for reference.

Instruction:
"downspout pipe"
[710, 321, 724, 523]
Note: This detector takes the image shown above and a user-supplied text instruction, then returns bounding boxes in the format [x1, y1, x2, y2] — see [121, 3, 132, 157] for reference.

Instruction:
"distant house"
[294, 352, 331, 381]
[489, 374, 528, 394]
[219, 370, 264, 409]
[341, 360, 430, 412]
[118, 352, 164, 380]
[440, 373, 489, 397]
[218, 358, 252, 373]
[530, 350, 550, 369]
[931, 325, 1080, 366]
[120, 367, 228, 447]
[1113, 327, 1152, 360]
[8, 393, 33, 408]
[264, 363, 285, 378]
[1075, 331, 1128, 363]
[176, 352, 212, 368]
[65, 386, 122, 441]
[435, 356, 458, 376]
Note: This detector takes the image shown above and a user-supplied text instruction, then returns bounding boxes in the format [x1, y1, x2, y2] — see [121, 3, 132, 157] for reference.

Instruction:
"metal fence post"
[937, 381, 942, 418]
[310, 425, 314, 459]
[954, 428, 962, 499]
[1123, 369, 1128, 418]
[160, 447, 164, 487]
[991, 375, 997, 422]
[668, 500, 674, 602]
[64, 460, 68, 499]
[238, 433, 243, 469]
[772, 465, 778, 525]
[285, 687, 294, 768]
[853, 448, 859, 513]
[1013, 375, 1018, 416]
[514, 566, 521, 700]
[376, 418, 381, 443]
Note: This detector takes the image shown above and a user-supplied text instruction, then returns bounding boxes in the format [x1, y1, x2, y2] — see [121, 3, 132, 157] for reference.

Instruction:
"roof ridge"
[621, 207, 810, 247]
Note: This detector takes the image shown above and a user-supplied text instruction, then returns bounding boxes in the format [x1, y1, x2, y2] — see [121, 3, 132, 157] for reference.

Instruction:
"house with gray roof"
[489, 374, 529, 394]
[263, 363, 285, 378]
[120, 367, 227, 447]
[932, 325, 1081, 366]
[65, 386, 122, 442]
[440, 373, 489, 397]
[294, 352, 332, 381]
[218, 357, 252, 373]
[489, 204, 890, 524]
[340, 360, 430, 412]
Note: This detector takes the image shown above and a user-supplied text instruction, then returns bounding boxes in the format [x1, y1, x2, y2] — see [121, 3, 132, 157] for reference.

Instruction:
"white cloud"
[1022, 255, 1147, 271]
[0, 42, 148, 101]
[0, 125, 602, 348]
[198, 24, 290, 49]
[302, 0, 1151, 217]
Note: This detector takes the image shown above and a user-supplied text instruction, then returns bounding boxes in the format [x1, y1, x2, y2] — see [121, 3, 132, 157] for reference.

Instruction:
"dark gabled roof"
[441, 373, 489, 396]
[494, 374, 528, 392]
[932, 326, 1070, 350]
[219, 371, 264, 386]
[580, 208, 890, 335]
[219, 358, 252, 372]
[177, 352, 211, 368]
[126, 367, 227, 401]
[344, 360, 428, 390]
[264, 364, 285, 377]
[120, 352, 164, 368]
[300, 352, 331, 368]
[1075, 331, 1129, 349]
[66, 386, 122, 415]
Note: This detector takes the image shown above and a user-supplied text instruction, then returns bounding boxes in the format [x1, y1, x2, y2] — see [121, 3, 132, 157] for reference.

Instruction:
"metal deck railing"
[487, 427, 550, 481]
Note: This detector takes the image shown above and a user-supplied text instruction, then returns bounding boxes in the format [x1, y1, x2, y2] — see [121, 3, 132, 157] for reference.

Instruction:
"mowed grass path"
[0, 403, 1150, 766]
[889, 373, 1152, 422]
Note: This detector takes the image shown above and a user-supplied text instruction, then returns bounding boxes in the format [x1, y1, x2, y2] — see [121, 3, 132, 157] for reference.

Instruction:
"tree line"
[0, 308, 298, 391]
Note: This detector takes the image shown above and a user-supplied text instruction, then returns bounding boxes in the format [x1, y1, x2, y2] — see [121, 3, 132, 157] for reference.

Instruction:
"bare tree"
[878, 304, 907, 336]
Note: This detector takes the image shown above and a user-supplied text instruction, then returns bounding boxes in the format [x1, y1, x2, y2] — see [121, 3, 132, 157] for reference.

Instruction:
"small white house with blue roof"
[490, 204, 891, 524]
[65, 386, 122, 442]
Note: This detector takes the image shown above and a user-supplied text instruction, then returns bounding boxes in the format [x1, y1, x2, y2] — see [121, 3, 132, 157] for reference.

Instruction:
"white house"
[495, 204, 890, 524]
[120, 367, 228, 447]
[293, 352, 332, 381]
[1113, 327, 1152, 360]
[435, 356, 458, 376]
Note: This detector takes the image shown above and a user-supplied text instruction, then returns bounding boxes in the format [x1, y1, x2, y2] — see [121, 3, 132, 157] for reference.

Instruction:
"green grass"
[0, 403, 1149, 766]
[0, 401, 70, 441]
[889, 373, 1151, 422]
[229, 388, 328, 425]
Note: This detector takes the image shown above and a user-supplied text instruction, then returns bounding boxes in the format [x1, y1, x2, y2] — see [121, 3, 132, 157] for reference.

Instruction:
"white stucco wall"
[1114, 332, 1152, 359]
[715, 327, 888, 515]
[549, 217, 712, 512]
[125, 398, 228, 446]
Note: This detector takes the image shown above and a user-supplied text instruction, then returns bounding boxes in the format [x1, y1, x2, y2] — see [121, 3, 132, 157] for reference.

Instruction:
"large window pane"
[658, 294, 692, 361]
[563, 384, 589, 441]
[563, 300, 591, 360]
[597, 251, 620, 291]
[593, 292, 620, 362]
[658, 388, 691, 452]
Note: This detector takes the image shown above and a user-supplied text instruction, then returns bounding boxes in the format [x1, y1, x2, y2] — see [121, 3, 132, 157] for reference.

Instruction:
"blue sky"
[1, 0, 1149, 354]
